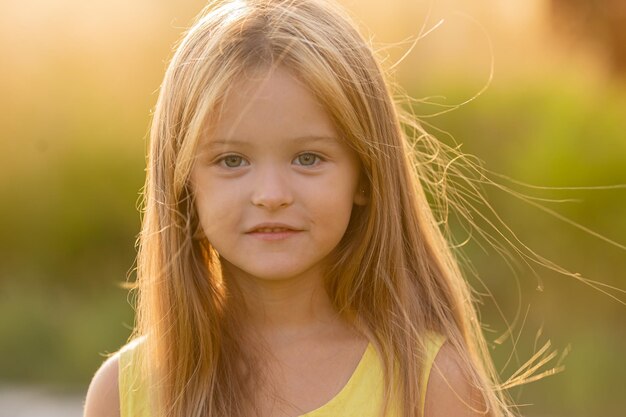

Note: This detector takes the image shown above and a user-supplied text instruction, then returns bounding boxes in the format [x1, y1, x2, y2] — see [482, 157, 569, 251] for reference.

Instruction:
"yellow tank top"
[119, 332, 446, 417]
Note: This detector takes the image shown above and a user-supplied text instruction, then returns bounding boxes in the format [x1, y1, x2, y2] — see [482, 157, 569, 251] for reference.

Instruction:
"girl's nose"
[250, 168, 294, 210]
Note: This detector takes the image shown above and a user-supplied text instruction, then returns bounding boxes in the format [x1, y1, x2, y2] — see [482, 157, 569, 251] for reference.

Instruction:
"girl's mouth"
[253, 227, 294, 233]
[246, 226, 302, 241]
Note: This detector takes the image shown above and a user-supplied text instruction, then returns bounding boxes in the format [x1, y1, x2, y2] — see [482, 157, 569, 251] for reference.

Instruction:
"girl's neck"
[221, 261, 348, 346]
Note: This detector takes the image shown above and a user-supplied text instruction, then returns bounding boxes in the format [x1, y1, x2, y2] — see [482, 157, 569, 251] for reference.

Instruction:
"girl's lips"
[246, 222, 301, 233]
[246, 230, 302, 241]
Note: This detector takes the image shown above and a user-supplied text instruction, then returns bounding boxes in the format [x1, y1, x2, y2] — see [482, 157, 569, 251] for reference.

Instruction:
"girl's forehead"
[207, 66, 337, 140]
[221, 66, 313, 107]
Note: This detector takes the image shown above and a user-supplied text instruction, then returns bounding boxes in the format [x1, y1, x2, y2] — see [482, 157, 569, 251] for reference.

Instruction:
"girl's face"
[190, 66, 365, 283]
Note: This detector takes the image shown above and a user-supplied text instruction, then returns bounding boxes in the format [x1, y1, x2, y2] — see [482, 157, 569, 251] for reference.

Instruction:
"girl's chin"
[220, 260, 324, 283]
[232, 268, 315, 282]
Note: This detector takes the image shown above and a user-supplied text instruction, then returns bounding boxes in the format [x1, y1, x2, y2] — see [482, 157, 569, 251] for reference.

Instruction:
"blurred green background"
[0, 0, 624, 416]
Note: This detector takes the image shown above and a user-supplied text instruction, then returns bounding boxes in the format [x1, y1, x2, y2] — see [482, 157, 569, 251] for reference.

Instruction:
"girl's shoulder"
[83, 337, 147, 417]
[116, 336, 151, 417]
[84, 351, 121, 417]
[422, 335, 487, 417]
[418, 330, 447, 381]
[117, 336, 146, 367]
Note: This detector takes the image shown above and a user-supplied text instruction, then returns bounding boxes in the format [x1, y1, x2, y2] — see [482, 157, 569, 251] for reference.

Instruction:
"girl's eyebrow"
[205, 135, 340, 147]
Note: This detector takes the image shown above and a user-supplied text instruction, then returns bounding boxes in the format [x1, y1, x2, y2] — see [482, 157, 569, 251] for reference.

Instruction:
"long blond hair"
[134, 0, 534, 416]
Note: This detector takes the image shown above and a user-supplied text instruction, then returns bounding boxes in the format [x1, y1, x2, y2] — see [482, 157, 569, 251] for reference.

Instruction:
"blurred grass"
[0, 281, 133, 390]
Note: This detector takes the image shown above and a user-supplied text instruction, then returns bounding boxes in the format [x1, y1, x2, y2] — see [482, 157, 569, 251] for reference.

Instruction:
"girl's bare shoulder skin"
[425, 341, 488, 417]
[83, 353, 121, 417]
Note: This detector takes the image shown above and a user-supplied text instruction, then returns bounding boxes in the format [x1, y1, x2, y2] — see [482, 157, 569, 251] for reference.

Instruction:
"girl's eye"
[219, 155, 248, 168]
[294, 153, 321, 166]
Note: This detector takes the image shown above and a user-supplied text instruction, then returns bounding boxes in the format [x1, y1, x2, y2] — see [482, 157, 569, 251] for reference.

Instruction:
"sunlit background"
[0, 0, 624, 416]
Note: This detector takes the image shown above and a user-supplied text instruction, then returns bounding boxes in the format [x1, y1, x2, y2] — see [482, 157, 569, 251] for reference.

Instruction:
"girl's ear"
[354, 185, 368, 206]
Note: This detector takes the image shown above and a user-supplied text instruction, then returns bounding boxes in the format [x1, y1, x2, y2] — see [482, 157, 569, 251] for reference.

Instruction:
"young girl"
[84, 0, 528, 416]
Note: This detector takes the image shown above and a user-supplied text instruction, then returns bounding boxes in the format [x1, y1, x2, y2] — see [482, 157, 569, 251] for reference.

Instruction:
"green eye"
[296, 153, 319, 166]
[222, 155, 245, 168]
